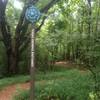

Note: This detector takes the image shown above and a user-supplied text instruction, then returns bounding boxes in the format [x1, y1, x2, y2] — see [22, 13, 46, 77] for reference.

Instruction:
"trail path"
[0, 82, 30, 100]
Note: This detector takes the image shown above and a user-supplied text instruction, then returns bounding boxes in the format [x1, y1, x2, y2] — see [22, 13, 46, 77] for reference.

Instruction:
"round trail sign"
[25, 5, 41, 23]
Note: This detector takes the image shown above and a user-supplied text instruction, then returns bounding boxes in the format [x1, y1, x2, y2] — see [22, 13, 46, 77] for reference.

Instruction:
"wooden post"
[30, 26, 35, 100]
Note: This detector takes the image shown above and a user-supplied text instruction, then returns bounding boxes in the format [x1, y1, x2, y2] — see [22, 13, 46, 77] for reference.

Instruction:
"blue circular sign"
[25, 5, 41, 23]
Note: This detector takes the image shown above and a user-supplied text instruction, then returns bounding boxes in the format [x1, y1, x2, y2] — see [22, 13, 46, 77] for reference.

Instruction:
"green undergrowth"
[13, 69, 95, 100]
[0, 75, 30, 90]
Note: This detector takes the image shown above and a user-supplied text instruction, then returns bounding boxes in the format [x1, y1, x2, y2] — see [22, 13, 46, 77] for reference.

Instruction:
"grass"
[0, 67, 97, 100]
[13, 69, 95, 100]
[0, 75, 30, 90]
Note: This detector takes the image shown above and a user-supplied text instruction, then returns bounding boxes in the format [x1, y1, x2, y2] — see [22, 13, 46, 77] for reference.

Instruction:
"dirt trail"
[55, 61, 87, 70]
[55, 61, 77, 68]
[0, 82, 30, 100]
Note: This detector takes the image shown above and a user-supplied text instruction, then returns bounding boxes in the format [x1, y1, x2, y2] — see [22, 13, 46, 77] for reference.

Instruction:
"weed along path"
[0, 80, 50, 100]
[0, 82, 30, 100]
[0, 78, 66, 100]
[0, 62, 89, 100]
[0, 80, 63, 100]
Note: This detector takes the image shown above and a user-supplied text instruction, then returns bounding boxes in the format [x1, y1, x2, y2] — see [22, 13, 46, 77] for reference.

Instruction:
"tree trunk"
[6, 46, 19, 74]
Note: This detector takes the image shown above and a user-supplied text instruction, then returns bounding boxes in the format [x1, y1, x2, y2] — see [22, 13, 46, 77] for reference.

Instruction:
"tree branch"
[35, 0, 60, 33]
[19, 0, 60, 52]
[19, 36, 30, 53]
[0, 0, 12, 51]
[35, 16, 47, 33]
[40, 0, 60, 13]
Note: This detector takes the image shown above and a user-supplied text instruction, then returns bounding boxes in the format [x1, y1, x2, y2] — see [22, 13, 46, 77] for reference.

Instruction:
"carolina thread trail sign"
[25, 5, 41, 100]
[25, 5, 41, 23]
